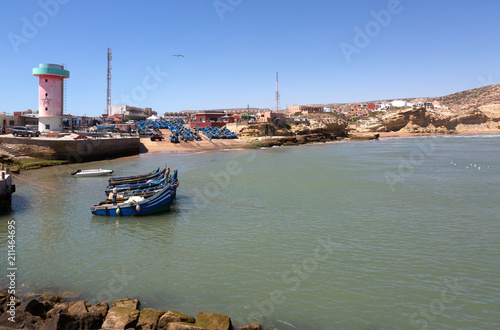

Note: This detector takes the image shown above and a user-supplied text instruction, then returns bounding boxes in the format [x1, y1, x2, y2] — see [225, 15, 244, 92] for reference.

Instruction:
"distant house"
[352, 103, 368, 111]
[256, 111, 286, 125]
[376, 103, 390, 110]
[391, 100, 407, 107]
[66, 115, 93, 128]
[189, 111, 237, 128]
[339, 106, 350, 115]
[20, 110, 39, 126]
[1, 113, 23, 130]
[347, 109, 370, 118]
[109, 105, 156, 121]
[424, 102, 434, 110]
[164, 112, 189, 121]
[287, 105, 324, 115]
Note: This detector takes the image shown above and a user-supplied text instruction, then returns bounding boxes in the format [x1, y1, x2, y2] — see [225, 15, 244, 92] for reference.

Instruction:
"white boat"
[71, 169, 114, 177]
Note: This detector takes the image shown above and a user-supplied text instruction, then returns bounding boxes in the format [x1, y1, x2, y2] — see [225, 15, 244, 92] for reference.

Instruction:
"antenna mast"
[275, 71, 280, 111]
[107, 48, 112, 116]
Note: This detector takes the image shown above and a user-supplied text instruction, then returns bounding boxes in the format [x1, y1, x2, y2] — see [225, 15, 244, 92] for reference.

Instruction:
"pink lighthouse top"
[32, 64, 70, 117]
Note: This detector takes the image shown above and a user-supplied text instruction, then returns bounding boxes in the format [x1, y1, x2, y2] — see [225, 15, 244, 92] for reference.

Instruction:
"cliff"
[355, 108, 499, 133]
[237, 114, 348, 147]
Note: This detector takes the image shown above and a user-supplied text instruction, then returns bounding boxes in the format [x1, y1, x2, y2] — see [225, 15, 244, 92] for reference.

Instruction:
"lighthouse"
[33, 63, 70, 132]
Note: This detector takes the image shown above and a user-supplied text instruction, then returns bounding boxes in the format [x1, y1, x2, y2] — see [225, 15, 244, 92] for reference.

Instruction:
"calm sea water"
[1, 135, 499, 329]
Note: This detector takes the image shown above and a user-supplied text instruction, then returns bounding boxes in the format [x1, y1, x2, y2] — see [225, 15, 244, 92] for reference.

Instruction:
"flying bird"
[172, 54, 184, 57]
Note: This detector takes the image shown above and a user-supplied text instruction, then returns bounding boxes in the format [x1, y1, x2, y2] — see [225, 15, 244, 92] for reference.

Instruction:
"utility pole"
[275, 71, 280, 111]
[106, 48, 112, 116]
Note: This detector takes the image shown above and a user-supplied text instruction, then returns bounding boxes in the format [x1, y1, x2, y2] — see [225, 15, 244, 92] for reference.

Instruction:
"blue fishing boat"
[108, 168, 165, 186]
[104, 173, 167, 195]
[115, 182, 166, 199]
[109, 167, 159, 185]
[91, 170, 178, 216]
[169, 134, 179, 143]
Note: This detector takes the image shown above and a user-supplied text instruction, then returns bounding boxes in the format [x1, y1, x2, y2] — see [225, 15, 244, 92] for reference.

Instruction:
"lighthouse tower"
[33, 63, 70, 132]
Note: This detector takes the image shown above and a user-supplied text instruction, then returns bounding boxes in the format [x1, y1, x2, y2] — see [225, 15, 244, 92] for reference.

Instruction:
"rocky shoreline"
[237, 114, 351, 148]
[353, 107, 500, 133]
[0, 291, 260, 330]
[247, 131, 380, 148]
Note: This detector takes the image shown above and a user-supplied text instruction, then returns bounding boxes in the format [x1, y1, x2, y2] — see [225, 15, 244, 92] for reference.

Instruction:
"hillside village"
[1, 85, 499, 138]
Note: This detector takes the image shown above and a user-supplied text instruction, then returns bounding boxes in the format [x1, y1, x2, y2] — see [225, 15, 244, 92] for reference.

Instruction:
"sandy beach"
[139, 129, 251, 153]
[138, 129, 500, 154]
[139, 128, 500, 154]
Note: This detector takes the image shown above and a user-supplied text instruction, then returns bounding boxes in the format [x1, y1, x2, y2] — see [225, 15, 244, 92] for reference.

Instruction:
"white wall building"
[109, 105, 155, 120]
[391, 100, 407, 108]
[376, 103, 390, 110]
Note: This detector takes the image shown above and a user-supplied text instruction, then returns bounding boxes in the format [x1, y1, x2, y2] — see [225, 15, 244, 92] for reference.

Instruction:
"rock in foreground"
[0, 292, 261, 330]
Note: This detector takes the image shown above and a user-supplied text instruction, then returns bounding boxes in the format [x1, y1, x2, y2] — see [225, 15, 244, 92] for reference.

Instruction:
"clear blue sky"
[1, 0, 499, 117]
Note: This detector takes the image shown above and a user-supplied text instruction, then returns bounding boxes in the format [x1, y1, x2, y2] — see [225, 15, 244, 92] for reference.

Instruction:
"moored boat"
[72, 169, 114, 176]
[91, 170, 178, 216]
[108, 167, 162, 186]
[112, 182, 167, 199]
[104, 170, 167, 195]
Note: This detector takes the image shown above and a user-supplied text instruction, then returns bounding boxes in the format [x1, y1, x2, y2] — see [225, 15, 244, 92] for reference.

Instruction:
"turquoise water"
[1, 135, 499, 329]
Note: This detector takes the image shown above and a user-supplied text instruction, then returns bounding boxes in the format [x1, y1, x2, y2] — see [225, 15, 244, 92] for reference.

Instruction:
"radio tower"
[106, 48, 112, 116]
[275, 71, 280, 111]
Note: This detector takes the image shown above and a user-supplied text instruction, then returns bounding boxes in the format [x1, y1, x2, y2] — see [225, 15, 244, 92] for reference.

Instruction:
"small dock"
[0, 164, 15, 210]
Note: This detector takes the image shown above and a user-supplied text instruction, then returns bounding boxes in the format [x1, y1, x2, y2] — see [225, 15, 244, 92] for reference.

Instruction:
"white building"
[391, 100, 407, 108]
[376, 103, 390, 110]
[109, 105, 155, 120]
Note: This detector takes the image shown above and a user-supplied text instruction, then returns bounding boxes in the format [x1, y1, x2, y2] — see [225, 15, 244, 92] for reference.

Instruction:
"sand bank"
[139, 136, 251, 154]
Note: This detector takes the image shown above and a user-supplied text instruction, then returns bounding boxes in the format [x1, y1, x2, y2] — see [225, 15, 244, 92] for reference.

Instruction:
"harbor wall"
[0, 136, 141, 162]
